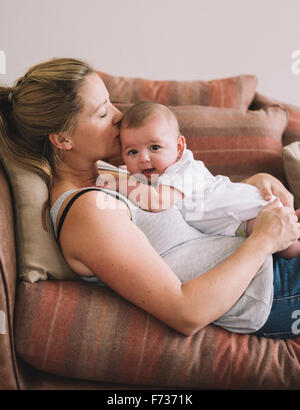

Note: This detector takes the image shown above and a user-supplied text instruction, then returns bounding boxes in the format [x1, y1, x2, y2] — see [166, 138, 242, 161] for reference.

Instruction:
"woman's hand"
[250, 199, 300, 254]
[244, 173, 294, 208]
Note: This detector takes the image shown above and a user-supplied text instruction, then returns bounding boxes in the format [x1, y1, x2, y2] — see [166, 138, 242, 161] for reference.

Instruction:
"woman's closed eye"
[99, 110, 107, 118]
[97, 98, 111, 118]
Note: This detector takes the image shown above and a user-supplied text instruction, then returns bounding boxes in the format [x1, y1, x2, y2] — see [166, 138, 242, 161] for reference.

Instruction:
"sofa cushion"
[250, 92, 300, 147]
[283, 141, 300, 209]
[0, 153, 121, 283]
[0, 162, 19, 389]
[15, 281, 300, 389]
[109, 104, 288, 183]
[98, 72, 257, 111]
[0, 152, 77, 283]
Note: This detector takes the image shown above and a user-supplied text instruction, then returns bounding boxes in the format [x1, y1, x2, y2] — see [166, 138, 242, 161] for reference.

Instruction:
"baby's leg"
[276, 240, 300, 259]
[246, 217, 256, 235]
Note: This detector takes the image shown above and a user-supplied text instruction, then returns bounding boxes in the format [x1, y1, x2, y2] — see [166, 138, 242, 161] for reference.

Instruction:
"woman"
[0, 58, 299, 338]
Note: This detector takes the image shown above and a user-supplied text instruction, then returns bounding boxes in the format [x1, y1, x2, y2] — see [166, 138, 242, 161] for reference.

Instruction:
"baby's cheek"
[124, 161, 136, 175]
[121, 155, 129, 167]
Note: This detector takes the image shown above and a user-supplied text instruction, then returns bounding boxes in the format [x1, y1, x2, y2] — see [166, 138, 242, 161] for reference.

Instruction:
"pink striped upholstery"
[98, 72, 257, 111]
[250, 92, 300, 147]
[15, 281, 300, 388]
[108, 104, 288, 183]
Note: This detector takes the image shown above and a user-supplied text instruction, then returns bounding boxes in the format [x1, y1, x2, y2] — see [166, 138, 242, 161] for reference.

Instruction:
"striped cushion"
[98, 71, 257, 111]
[283, 142, 300, 209]
[15, 281, 300, 389]
[108, 104, 288, 183]
[250, 92, 300, 147]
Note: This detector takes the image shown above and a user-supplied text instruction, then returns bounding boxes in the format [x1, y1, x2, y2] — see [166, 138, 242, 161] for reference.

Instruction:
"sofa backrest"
[0, 160, 19, 389]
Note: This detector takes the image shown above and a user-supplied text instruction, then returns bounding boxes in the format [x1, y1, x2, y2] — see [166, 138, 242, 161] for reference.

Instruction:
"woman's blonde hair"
[0, 57, 93, 189]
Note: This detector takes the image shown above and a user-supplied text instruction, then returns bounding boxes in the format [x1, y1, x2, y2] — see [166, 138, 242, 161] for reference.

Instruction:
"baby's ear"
[177, 135, 186, 159]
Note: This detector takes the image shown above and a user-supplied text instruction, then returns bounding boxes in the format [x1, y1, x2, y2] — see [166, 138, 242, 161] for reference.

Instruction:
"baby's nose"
[139, 151, 151, 163]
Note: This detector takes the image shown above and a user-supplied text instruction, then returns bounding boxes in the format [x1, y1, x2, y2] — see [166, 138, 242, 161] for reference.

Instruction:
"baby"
[98, 101, 300, 259]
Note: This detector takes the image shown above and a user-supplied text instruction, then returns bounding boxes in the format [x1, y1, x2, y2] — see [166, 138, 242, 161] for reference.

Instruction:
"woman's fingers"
[258, 183, 273, 202]
[245, 173, 294, 208]
[253, 201, 300, 253]
[261, 180, 293, 208]
[276, 190, 294, 208]
[262, 197, 281, 209]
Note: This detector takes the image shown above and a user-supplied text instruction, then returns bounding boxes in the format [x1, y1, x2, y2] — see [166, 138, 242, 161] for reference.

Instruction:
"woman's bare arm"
[59, 192, 300, 336]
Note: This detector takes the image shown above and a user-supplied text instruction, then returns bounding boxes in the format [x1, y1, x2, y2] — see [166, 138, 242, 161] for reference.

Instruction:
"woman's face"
[69, 72, 123, 161]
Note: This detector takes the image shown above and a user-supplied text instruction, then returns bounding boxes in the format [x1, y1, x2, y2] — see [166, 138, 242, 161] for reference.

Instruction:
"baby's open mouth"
[141, 168, 160, 183]
[142, 168, 162, 180]
[142, 168, 156, 176]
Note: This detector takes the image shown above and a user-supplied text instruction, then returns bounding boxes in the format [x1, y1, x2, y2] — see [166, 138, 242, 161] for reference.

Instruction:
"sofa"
[0, 72, 300, 390]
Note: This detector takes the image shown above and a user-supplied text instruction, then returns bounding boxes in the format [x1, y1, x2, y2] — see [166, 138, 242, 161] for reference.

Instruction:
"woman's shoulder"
[50, 165, 125, 206]
[50, 182, 106, 209]
[50, 181, 130, 239]
[54, 187, 133, 278]
[50, 180, 79, 207]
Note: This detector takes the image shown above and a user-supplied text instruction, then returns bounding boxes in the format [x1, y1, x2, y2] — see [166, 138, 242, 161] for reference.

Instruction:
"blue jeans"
[254, 256, 300, 339]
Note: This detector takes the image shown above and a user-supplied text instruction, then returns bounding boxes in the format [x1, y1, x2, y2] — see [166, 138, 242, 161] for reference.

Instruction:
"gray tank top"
[50, 187, 274, 334]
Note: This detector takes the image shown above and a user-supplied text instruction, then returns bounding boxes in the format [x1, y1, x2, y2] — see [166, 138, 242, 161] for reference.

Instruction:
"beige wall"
[0, 0, 299, 105]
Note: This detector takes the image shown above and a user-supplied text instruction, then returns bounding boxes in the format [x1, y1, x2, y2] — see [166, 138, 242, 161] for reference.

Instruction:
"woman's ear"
[177, 135, 186, 159]
[49, 132, 72, 151]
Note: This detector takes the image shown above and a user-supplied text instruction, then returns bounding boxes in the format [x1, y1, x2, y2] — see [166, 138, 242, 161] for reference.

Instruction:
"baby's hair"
[121, 101, 180, 136]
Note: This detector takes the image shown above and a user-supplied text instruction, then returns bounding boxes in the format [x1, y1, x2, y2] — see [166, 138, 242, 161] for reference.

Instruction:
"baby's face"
[120, 114, 181, 183]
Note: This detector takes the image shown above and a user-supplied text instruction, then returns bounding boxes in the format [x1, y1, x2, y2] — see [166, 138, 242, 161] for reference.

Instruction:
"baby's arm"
[97, 171, 184, 211]
[145, 184, 184, 212]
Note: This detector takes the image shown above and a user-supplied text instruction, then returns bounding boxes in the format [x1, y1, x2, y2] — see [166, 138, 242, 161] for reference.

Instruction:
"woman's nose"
[112, 105, 123, 125]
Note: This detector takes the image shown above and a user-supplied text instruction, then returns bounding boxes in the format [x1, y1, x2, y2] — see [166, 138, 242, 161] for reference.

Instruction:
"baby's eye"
[150, 145, 160, 151]
[127, 149, 138, 156]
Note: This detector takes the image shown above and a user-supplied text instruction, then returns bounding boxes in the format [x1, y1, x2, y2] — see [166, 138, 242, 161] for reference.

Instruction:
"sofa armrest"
[0, 161, 19, 389]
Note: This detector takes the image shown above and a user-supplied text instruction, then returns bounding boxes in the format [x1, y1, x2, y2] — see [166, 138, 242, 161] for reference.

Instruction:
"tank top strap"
[50, 187, 137, 244]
